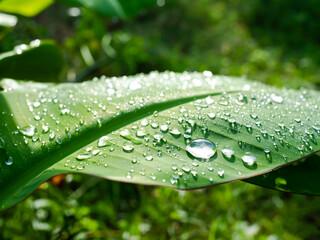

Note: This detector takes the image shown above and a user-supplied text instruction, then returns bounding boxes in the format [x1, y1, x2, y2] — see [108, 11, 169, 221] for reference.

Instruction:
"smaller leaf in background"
[0, 0, 53, 17]
[245, 153, 320, 195]
[0, 12, 17, 40]
[0, 40, 65, 82]
[59, 0, 157, 18]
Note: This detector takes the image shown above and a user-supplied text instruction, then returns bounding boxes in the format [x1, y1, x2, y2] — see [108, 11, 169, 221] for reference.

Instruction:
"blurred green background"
[1, 0, 320, 239]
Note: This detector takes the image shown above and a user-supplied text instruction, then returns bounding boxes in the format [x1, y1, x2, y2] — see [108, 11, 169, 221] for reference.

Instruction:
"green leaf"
[0, 0, 53, 17]
[58, 0, 157, 18]
[244, 153, 320, 195]
[0, 40, 65, 82]
[0, 72, 319, 210]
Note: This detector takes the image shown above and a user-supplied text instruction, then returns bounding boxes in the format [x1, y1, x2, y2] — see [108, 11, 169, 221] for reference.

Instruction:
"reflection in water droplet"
[222, 148, 234, 159]
[181, 164, 191, 173]
[229, 119, 237, 131]
[169, 128, 181, 137]
[136, 129, 147, 138]
[76, 153, 92, 161]
[160, 124, 169, 132]
[270, 93, 283, 103]
[151, 122, 159, 129]
[171, 163, 178, 171]
[123, 143, 134, 153]
[242, 152, 256, 167]
[98, 136, 112, 147]
[208, 113, 216, 119]
[120, 129, 142, 144]
[145, 155, 153, 161]
[42, 125, 49, 133]
[217, 170, 224, 178]
[264, 148, 271, 161]
[19, 125, 36, 137]
[186, 139, 216, 159]
[141, 119, 149, 127]
[5, 156, 13, 166]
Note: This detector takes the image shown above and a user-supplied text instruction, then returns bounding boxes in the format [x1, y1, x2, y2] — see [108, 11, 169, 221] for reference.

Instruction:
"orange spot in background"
[51, 174, 65, 186]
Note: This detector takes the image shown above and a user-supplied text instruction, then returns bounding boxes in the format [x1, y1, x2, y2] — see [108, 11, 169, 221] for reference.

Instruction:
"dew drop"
[222, 148, 234, 159]
[270, 93, 283, 103]
[33, 102, 41, 108]
[19, 125, 36, 137]
[241, 152, 256, 167]
[264, 148, 271, 161]
[217, 170, 224, 178]
[76, 153, 92, 161]
[246, 125, 252, 134]
[98, 136, 112, 147]
[145, 155, 153, 161]
[151, 122, 159, 129]
[92, 149, 100, 156]
[181, 164, 191, 173]
[169, 128, 181, 137]
[228, 119, 237, 131]
[136, 129, 147, 138]
[208, 113, 216, 119]
[5, 156, 13, 166]
[123, 143, 134, 153]
[42, 125, 49, 133]
[131, 158, 137, 164]
[120, 129, 142, 144]
[186, 139, 216, 159]
[171, 163, 178, 171]
[141, 119, 149, 127]
[191, 170, 198, 177]
[160, 124, 169, 132]
[49, 131, 55, 140]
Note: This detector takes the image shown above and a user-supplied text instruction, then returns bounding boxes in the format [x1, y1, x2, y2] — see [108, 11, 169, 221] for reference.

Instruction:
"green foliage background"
[1, 0, 320, 239]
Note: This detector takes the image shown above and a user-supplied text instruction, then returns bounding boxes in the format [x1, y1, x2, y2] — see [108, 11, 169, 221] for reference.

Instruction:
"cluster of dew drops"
[1, 71, 320, 187]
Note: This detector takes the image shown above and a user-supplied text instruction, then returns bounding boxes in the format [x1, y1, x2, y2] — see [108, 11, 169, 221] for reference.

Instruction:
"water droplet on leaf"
[186, 139, 216, 159]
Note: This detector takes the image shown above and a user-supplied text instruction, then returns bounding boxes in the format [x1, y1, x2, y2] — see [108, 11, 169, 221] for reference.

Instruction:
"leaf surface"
[0, 72, 320, 210]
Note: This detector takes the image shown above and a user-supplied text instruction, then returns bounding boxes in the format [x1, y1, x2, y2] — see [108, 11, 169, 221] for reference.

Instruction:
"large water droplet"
[186, 139, 216, 159]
